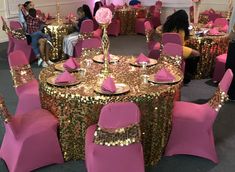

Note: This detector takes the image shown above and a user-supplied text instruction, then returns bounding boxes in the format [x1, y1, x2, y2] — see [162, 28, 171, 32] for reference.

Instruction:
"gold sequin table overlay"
[45, 20, 74, 62]
[186, 34, 229, 79]
[39, 56, 183, 166]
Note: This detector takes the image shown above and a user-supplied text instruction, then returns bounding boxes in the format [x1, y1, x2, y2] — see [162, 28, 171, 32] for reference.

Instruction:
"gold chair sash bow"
[94, 123, 141, 146]
[78, 32, 94, 41]
[208, 87, 229, 112]
[10, 64, 35, 88]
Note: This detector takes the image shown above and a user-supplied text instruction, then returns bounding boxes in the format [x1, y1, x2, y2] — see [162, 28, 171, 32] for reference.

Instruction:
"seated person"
[19, 1, 34, 31]
[129, 0, 141, 6]
[23, 8, 52, 67]
[63, 5, 93, 57]
[93, 1, 103, 16]
[162, 10, 200, 83]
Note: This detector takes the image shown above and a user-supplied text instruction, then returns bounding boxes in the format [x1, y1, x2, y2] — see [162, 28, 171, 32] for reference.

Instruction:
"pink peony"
[95, 7, 112, 25]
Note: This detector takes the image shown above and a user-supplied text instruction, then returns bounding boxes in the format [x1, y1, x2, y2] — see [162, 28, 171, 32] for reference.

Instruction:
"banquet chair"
[144, 21, 160, 59]
[9, 20, 23, 30]
[85, 102, 145, 172]
[107, 18, 121, 36]
[8, 50, 41, 114]
[213, 53, 227, 82]
[213, 18, 228, 27]
[164, 69, 233, 163]
[0, 96, 64, 172]
[80, 19, 94, 33]
[162, 33, 182, 46]
[74, 28, 102, 57]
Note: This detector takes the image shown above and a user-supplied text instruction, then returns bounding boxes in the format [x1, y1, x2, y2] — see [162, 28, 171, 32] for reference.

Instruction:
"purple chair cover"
[107, 18, 121, 36]
[0, 107, 64, 172]
[80, 19, 94, 33]
[135, 18, 147, 35]
[9, 21, 23, 30]
[162, 43, 183, 57]
[85, 102, 145, 172]
[162, 33, 182, 46]
[164, 69, 233, 163]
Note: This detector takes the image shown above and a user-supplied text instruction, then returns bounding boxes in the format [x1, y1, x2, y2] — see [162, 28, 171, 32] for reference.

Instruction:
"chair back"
[92, 28, 102, 38]
[149, 5, 155, 15]
[9, 21, 22, 30]
[144, 21, 153, 32]
[219, 69, 233, 93]
[162, 43, 183, 57]
[82, 38, 102, 49]
[80, 19, 94, 33]
[98, 102, 141, 129]
[214, 18, 228, 27]
[162, 33, 182, 45]
[8, 50, 28, 67]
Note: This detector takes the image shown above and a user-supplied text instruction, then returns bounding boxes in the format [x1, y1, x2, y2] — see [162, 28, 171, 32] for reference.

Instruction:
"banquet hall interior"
[0, 0, 235, 172]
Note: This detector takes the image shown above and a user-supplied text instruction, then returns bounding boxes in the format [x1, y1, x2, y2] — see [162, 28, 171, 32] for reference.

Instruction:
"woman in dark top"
[82, 4, 93, 20]
[93, 1, 103, 16]
[129, 0, 141, 6]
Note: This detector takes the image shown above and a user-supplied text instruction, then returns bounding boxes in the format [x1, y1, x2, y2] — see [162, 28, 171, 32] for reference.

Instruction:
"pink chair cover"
[80, 19, 94, 33]
[162, 43, 183, 57]
[162, 33, 182, 45]
[85, 102, 145, 172]
[164, 69, 234, 163]
[213, 54, 227, 82]
[0, 108, 64, 172]
[107, 18, 121, 36]
[8, 50, 41, 113]
[9, 21, 23, 30]
[213, 18, 228, 27]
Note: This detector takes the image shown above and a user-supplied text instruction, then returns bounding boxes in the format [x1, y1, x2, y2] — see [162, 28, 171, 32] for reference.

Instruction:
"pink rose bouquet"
[95, 7, 112, 25]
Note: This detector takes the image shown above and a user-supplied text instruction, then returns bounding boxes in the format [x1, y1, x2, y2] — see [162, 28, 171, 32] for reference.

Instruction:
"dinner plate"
[129, 58, 158, 67]
[47, 75, 80, 87]
[94, 83, 130, 95]
[93, 54, 120, 63]
[148, 74, 182, 84]
[54, 63, 80, 72]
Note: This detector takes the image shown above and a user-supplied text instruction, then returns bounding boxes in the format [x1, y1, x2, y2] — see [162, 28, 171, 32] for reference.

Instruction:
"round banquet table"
[39, 54, 183, 166]
[45, 19, 74, 62]
[186, 33, 229, 79]
[115, 7, 147, 35]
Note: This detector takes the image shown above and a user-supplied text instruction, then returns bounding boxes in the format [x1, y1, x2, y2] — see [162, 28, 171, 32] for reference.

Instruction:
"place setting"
[54, 57, 81, 72]
[92, 53, 120, 64]
[94, 76, 130, 95]
[129, 53, 158, 67]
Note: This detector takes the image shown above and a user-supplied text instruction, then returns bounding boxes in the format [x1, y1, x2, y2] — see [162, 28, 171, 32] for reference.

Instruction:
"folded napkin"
[55, 71, 77, 84]
[154, 68, 175, 82]
[219, 24, 228, 33]
[204, 21, 213, 28]
[209, 27, 220, 35]
[63, 57, 80, 71]
[101, 77, 116, 93]
[136, 53, 150, 64]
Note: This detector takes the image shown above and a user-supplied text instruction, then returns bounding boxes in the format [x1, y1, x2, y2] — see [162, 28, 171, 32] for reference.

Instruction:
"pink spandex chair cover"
[9, 20, 22, 30]
[213, 18, 228, 27]
[74, 28, 102, 57]
[85, 102, 145, 172]
[162, 33, 182, 46]
[8, 50, 41, 114]
[107, 18, 121, 36]
[80, 19, 94, 33]
[0, 97, 64, 172]
[162, 43, 183, 57]
[164, 69, 234, 163]
[213, 53, 227, 82]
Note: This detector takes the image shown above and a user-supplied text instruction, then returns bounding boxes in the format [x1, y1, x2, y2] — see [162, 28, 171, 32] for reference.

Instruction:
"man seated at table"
[129, 0, 141, 6]
[162, 10, 200, 84]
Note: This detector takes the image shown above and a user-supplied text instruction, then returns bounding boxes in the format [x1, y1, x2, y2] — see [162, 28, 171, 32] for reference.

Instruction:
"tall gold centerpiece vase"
[95, 7, 113, 76]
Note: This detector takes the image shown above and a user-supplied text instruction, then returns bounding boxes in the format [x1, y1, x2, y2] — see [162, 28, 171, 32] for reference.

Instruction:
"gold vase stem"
[101, 25, 110, 75]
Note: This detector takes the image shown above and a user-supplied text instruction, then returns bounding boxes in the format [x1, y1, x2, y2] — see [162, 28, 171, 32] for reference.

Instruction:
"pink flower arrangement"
[95, 7, 112, 25]
[192, 0, 200, 2]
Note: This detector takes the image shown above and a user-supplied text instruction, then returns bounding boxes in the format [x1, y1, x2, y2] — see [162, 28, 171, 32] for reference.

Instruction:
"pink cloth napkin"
[55, 71, 77, 84]
[205, 21, 213, 28]
[136, 53, 150, 64]
[63, 57, 80, 71]
[219, 24, 228, 32]
[154, 68, 175, 82]
[101, 77, 116, 93]
[209, 27, 220, 35]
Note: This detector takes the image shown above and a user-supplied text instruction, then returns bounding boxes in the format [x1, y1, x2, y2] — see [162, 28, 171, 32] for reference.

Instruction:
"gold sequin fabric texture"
[208, 87, 229, 112]
[10, 64, 35, 88]
[39, 56, 183, 166]
[94, 123, 141, 146]
[0, 97, 11, 123]
[186, 34, 228, 79]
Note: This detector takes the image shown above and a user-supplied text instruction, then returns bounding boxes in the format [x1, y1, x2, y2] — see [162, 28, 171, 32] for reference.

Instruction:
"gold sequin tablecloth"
[39, 56, 183, 166]
[45, 20, 73, 62]
[186, 34, 229, 79]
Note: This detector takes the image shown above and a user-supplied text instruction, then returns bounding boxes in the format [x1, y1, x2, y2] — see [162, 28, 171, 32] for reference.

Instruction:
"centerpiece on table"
[192, 0, 201, 24]
[95, 7, 113, 75]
